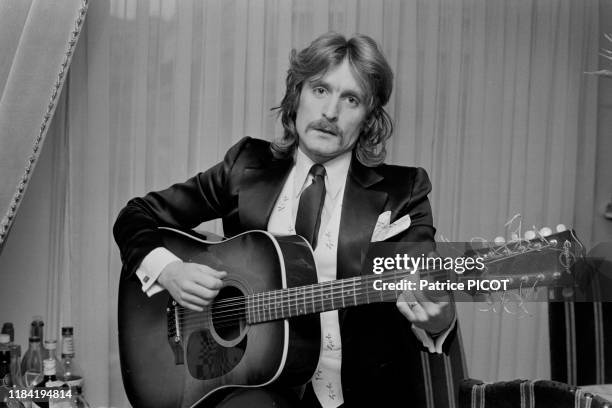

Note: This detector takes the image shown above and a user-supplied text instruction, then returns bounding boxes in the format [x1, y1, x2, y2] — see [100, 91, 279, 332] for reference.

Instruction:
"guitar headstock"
[461, 225, 585, 297]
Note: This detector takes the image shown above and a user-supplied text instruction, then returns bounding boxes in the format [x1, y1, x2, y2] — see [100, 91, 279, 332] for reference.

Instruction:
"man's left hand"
[396, 288, 455, 335]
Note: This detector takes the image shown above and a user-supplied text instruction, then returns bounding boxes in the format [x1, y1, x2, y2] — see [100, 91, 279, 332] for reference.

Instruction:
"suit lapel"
[239, 158, 293, 230]
[337, 157, 388, 280]
[337, 157, 388, 338]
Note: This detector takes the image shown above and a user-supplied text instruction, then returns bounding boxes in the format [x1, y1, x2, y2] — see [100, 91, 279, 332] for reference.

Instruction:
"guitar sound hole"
[211, 286, 246, 342]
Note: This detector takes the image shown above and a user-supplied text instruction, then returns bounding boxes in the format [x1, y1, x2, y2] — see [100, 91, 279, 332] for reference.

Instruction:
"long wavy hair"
[272, 32, 394, 166]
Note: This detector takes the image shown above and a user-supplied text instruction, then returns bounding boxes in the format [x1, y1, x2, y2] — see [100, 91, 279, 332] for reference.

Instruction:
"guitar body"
[118, 229, 321, 408]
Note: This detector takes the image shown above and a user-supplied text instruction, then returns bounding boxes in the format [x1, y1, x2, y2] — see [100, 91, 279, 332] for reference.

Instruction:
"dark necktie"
[295, 164, 326, 249]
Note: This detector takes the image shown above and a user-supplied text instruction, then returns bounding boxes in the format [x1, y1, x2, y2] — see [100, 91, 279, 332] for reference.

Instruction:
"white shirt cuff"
[135, 247, 182, 297]
[410, 314, 457, 354]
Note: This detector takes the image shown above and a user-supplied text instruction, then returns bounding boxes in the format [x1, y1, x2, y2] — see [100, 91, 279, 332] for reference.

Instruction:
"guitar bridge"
[167, 300, 184, 365]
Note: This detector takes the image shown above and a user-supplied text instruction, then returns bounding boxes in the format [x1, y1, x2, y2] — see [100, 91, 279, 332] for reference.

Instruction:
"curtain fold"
[0, 0, 88, 256]
[2, 0, 599, 406]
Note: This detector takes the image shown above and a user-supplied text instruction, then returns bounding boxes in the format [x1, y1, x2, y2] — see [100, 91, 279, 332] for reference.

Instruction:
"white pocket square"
[371, 211, 412, 242]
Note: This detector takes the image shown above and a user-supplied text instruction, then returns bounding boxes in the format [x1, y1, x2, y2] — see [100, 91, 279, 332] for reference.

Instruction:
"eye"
[312, 86, 327, 96]
[346, 95, 360, 107]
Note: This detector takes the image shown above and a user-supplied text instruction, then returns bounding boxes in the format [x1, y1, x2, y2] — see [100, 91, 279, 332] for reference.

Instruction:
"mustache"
[307, 119, 341, 137]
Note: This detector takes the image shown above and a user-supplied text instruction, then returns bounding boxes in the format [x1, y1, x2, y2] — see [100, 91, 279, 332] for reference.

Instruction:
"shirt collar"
[294, 147, 352, 200]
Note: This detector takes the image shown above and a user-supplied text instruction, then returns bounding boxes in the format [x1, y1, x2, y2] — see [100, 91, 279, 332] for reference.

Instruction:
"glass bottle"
[2, 339, 29, 408]
[20, 338, 42, 388]
[60, 328, 89, 408]
[42, 341, 63, 379]
[59, 328, 82, 391]
[35, 358, 61, 408]
[8, 345, 29, 408]
[0, 334, 10, 386]
[20, 316, 44, 383]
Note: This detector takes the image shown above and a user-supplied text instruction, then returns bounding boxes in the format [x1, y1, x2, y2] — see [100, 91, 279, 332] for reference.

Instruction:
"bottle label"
[43, 359, 56, 376]
[61, 338, 73, 356]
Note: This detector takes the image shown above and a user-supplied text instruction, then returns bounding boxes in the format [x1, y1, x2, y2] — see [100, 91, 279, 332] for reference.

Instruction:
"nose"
[322, 96, 339, 122]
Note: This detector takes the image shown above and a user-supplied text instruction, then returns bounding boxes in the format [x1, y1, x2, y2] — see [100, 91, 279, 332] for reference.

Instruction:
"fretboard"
[245, 269, 442, 324]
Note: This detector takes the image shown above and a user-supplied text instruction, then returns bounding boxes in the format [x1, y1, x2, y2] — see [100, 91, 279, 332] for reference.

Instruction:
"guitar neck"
[246, 270, 433, 324]
[245, 229, 580, 324]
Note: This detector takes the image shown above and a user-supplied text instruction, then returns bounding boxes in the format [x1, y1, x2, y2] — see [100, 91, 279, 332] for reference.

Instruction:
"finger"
[183, 282, 220, 301]
[176, 295, 205, 312]
[193, 264, 228, 278]
[397, 300, 416, 321]
[192, 273, 225, 290]
[397, 292, 418, 321]
[413, 286, 450, 305]
[179, 292, 208, 308]
[410, 302, 429, 322]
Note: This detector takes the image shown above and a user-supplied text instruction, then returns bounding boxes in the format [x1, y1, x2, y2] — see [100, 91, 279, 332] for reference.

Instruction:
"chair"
[458, 378, 612, 408]
[548, 243, 612, 386]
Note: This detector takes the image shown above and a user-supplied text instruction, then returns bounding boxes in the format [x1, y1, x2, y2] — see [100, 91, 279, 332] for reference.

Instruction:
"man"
[114, 32, 456, 407]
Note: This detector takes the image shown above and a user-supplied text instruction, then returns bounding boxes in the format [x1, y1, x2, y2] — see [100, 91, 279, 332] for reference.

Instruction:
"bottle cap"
[44, 339, 57, 350]
[0, 334, 9, 344]
[1, 323, 14, 342]
[1, 323, 14, 332]
[61, 327, 73, 336]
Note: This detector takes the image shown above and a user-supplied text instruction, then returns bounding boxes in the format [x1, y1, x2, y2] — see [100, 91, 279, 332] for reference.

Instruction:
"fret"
[280, 292, 286, 319]
[247, 294, 251, 323]
[254, 293, 259, 323]
[261, 292, 266, 322]
[273, 290, 278, 320]
[301, 287, 306, 315]
[353, 279, 358, 307]
[319, 282, 325, 313]
[266, 291, 270, 321]
[341, 281, 346, 309]
[260, 292, 265, 322]
[365, 278, 370, 304]
[296, 288, 302, 315]
[258, 292, 262, 322]
[310, 284, 315, 314]
[330, 281, 336, 310]
[292, 287, 298, 317]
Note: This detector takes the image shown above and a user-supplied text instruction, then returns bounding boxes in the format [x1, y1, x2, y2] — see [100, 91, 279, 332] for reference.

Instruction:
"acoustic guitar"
[118, 227, 583, 408]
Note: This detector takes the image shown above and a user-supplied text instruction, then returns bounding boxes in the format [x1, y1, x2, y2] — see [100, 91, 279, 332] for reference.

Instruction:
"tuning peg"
[494, 236, 506, 245]
[539, 227, 552, 237]
[524, 230, 536, 240]
[556, 224, 567, 232]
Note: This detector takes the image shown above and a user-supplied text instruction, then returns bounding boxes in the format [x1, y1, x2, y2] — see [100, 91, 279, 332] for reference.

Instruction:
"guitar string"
[166, 240, 574, 332]
[171, 252, 564, 331]
[170, 270, 437, 330]
[170, 250, 568, 332]
[172, 262, 567, 331]
[171, 276, 398, 329]
[174, 268, 443, 322]
[171, 242, 564, 321]
[170, 288, 401, 331]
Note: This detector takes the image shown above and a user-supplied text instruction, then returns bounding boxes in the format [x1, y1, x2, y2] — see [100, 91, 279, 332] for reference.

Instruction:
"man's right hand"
[157, 260, 227, 312]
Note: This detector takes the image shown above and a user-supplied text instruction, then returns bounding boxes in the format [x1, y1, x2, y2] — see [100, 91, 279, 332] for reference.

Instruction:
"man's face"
[295, 59, 368, 163]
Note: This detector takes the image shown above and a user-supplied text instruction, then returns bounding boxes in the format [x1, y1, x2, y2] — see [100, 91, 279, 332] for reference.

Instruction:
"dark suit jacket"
[114, 137, 460, 407]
